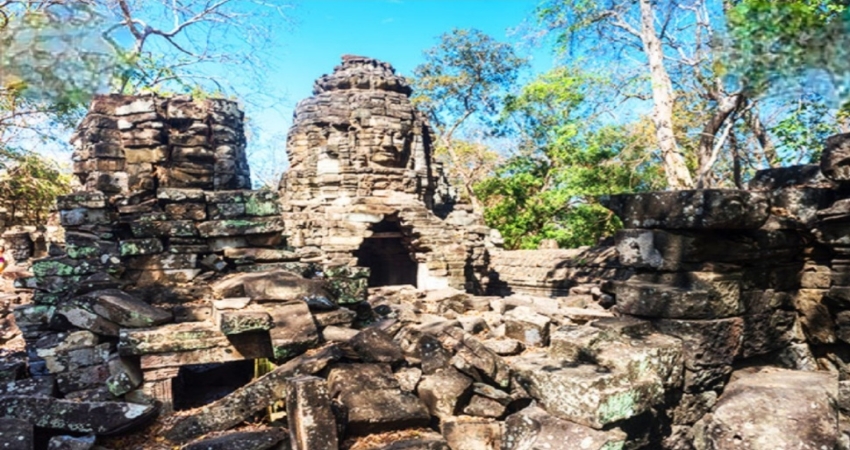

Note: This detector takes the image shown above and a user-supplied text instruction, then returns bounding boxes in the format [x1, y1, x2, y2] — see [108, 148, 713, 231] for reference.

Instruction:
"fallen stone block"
[286, 376, 338, 450]
[417, 367, 473, 419]
[218, 310, 274, 335]
[0, 396, 157, 435]
[73, 289, 172, 328]
[503, 406, 627, 450]
[511, 352, 666, 429]
[339, 388, 432, 435]
[118, 322, 229, 355]
[243, 270, 331, 302]
[266, 301, 319, 361]
[164, 345, 342, 442]
[106, 356, 142, 396]
[441, 417, 501, 450]
[503, 307, 550, 347]
[182, 428, 288, 450]
[693, 368, 838, 449]
[350, 328, 404, 363]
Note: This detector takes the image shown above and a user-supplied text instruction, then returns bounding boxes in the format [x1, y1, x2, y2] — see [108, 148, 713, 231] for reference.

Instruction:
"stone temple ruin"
[280, 55, 492, 292]
[0, 56, 849, 450]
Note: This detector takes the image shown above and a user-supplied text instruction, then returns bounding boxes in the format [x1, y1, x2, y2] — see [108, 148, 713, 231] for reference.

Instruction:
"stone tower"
[279, 56, 492, 292]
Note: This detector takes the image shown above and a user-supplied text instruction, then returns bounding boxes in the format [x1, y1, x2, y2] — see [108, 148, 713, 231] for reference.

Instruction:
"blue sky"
[246, 0, 557, 184]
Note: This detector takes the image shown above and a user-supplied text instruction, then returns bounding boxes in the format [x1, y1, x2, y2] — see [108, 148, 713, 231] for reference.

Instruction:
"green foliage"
[727, 0, 850, 95]
[478, 68, 662, 250]
[770, 93, 838, 164]
[411, 28, 526, 130]
[0, 149, 72, 226]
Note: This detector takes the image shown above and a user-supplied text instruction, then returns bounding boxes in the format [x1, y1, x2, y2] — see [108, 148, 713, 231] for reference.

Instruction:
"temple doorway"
[355, 219, 417, 287]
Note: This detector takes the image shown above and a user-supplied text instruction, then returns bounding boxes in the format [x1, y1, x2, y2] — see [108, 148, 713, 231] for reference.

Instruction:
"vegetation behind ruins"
[1, 0, 849, 247]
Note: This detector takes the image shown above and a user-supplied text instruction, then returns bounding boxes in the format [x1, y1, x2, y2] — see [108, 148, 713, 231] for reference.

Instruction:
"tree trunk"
[639, 0, 693, 189]
[695, 92, 743, 188]
[745, 108, 779, 167]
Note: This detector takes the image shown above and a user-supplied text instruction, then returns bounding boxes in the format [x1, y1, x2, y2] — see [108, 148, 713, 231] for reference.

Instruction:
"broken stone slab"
[106, 356, 142, 396]
[441, 417, 501, 450]
[350, 328, 404, 363]
[327, 363, 400, 395]
[118, 322, 230, 355]
[0, 396, 157, 435]
[56, 364, 111, 394]
[503, 306, 550, 347]
[55, 305, 120, 336]
[417, 367, 473, 419]
[693, 368, 838, 449]
[181, 428, 288, 450]
[244, 270, 332, 303]
[502, 406, 627, 450]
[73, 289, 172, 328]
[373, 435, 450, 450]
[266, 301, 319, 361]
[0, 417, 33, 450]
[510, 351, 669, 430]
[164, 344, 342, 442]
[599, 190, 770, 230]
[338, 388, 431, 435]
[463, 395, 506, 419]
[481, 338, 523, 356]
[432, 327, 511, 389]
[286, 376, 338, 450]
[47, 435, 96, 450]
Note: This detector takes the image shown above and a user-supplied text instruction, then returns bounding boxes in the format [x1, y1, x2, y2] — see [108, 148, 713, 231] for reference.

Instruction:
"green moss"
[597, 389, 639, 424]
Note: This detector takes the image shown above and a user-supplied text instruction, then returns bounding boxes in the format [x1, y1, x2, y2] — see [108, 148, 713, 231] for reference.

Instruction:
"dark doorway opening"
[172, 360, 255, 410]
[356, 219, 417, 288]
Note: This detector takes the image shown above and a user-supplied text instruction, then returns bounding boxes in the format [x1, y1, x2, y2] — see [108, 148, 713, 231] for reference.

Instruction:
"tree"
[537, 0, 695, 188]
[534, 0, 793, 188]
[477, 67, 663, 249]
[410, 28, 526, 212]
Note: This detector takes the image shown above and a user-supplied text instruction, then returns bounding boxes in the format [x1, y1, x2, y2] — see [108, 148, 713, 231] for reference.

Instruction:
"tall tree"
[538, 0, 695, 188]
[410, 28, 526, 212]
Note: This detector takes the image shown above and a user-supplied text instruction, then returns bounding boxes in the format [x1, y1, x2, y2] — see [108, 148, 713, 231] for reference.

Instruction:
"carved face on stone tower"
[284, 55, 429, 175]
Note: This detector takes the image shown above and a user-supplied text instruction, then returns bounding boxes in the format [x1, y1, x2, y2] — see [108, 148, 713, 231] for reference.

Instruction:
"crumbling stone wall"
[11, 95, 366, 410]
[71, 94, 251, 193]
[279, 55, 493, 293]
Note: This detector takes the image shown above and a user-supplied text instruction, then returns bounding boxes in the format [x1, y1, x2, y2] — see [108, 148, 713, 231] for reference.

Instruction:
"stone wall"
[71, 94, 251, 193]
[11, 95, 367, 412]
[279, 56, 493, 293]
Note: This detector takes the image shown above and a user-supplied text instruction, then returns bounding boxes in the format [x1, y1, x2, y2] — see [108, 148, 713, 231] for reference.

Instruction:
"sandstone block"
[502, 406, 627, 450]
[286, 376, 338, 450]
[693, 368, 838, 449]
